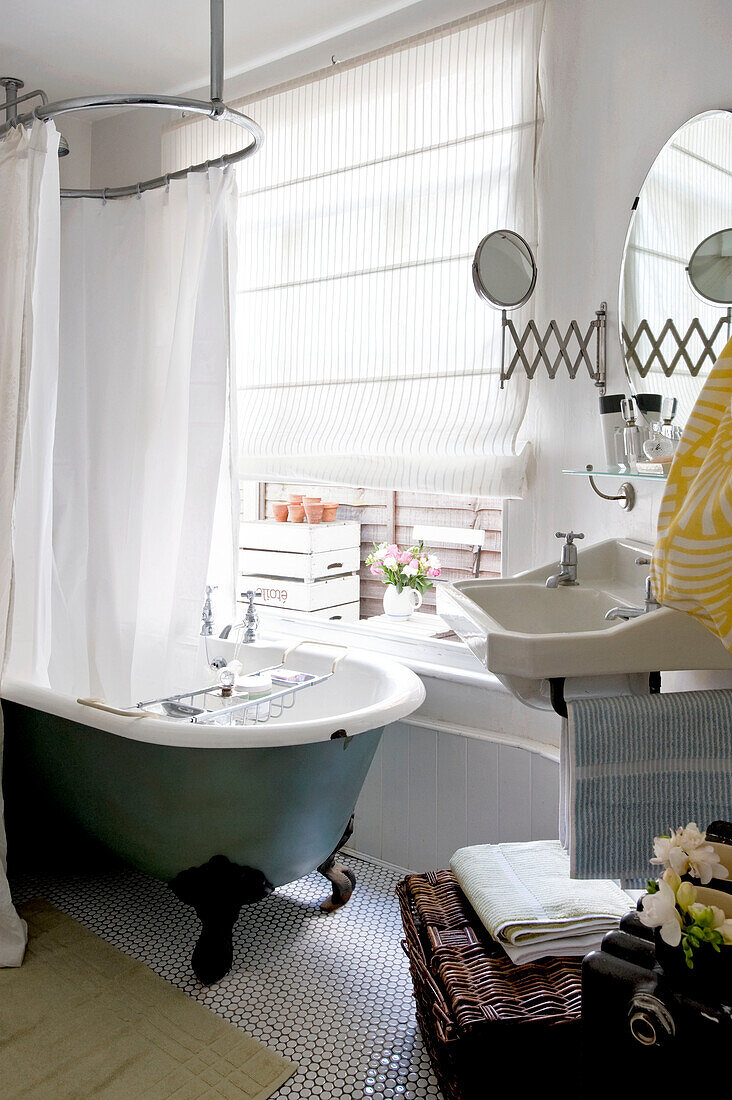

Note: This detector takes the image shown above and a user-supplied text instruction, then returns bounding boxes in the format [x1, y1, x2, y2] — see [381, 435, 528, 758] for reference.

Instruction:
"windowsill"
[260, 607, 505, 690]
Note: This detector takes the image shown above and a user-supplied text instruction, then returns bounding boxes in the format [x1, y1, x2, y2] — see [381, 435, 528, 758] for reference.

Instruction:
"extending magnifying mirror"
[472, 227, 606, 390]
[472, 230, 537, 309]
[687, 228, 732, 306]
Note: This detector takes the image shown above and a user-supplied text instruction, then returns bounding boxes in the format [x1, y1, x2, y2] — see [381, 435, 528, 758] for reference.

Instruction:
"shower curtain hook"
[136, 182, 142, 200]
[102, 188, 108, 206]
[164, 173, 170, 193]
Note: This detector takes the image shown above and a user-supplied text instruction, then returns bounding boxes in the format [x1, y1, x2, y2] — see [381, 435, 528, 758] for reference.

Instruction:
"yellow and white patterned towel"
[652, 336, 732, 649]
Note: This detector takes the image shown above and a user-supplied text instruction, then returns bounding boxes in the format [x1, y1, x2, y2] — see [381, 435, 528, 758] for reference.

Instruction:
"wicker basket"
[397, 870, 583, 1100]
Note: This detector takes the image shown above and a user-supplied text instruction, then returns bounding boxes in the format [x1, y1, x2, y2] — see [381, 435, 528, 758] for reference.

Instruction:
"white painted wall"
[507, 0, 731, 575]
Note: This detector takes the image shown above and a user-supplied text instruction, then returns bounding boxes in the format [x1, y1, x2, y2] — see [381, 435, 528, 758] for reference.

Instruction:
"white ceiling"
[2, 0, 440, 103]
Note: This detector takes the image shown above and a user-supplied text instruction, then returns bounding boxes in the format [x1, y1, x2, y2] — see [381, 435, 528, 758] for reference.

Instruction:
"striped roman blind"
[163, 0, 544, 497]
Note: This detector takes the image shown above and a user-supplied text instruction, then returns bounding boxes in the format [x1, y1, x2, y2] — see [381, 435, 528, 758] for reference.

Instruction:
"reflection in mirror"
[472, 230, 537, 310]
[619, 110, 732, 429]
[687, 228, 732, 305]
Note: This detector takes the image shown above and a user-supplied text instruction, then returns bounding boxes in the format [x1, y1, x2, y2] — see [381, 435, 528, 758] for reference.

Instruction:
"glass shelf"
[563, 466, 668, 482]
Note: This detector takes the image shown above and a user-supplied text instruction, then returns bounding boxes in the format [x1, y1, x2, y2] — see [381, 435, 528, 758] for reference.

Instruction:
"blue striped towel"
[562, 690, 732, 886]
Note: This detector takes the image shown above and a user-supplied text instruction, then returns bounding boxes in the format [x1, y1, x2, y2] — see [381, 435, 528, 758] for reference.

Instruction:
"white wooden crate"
[239, 520, 360, 554]
[240, 545, 360, 581]
[240, 573, 360, 612]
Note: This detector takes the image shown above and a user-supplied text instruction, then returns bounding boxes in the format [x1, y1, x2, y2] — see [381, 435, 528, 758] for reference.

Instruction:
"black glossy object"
[583, 908, 732, 1084]
[171, 855, 272, 985]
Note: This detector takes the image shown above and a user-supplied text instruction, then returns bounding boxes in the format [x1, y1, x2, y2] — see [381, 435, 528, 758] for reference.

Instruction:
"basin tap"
[605, 558, 660, 621]
[545, 531, 584, 588]
[219, 590, 262, 643]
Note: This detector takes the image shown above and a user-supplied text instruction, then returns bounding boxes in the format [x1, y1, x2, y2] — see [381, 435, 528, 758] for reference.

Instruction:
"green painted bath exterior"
[2, 701, 382, 885]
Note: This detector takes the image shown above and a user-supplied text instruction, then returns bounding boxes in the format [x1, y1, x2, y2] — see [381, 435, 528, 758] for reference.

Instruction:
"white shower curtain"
[46, 169, 238, 705]
[0, 119, 60, 967]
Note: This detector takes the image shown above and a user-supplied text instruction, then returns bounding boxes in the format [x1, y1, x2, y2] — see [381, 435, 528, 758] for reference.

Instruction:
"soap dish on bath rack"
[78, 642, 347, 727]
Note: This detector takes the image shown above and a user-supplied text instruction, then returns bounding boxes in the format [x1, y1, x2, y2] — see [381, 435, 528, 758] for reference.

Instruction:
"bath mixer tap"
[201, 585, 217, 636]
[219, 590, 262, 643]
[545, 531, 584, 588]
[605, 558, 661, 621]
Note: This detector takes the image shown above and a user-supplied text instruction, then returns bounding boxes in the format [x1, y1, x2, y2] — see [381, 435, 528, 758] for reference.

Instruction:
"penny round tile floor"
[11, 852, 443, 1099]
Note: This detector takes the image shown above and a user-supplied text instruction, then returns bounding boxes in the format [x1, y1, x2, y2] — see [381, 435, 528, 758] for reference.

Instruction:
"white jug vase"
[383, 585, 422, 620]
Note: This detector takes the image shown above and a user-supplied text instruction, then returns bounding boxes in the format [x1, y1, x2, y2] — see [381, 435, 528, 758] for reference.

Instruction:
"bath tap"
[219, 590, 263, 643]
[605, 558, 660, 621]
[201, 585, 217, 636]
[545, 531, 584, 588]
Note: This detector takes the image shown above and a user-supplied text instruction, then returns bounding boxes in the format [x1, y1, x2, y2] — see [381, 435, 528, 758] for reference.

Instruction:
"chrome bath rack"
[135, 641, 348, 726]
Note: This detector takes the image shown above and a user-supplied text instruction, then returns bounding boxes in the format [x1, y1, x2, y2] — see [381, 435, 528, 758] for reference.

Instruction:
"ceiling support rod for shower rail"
[1, 77, 24, 123]
[210, 0, 224, 108]
[0, 0, 263, 199]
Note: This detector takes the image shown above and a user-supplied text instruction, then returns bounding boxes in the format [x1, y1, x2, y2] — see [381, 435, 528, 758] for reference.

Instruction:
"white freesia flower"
[639, 881, 682, 946]
[382, 555, 397, 569]
[678, 823, 707, 851]
[661, 868, 682, 898]
[402, 561, 419, 577]
[427, 554, 441, 570]
[687, 844, 728, 884]
[651, 831, 689, 876]
[650, 822, 729, 884]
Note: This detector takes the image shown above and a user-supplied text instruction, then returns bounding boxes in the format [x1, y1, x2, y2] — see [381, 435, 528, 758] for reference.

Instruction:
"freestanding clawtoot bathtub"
[2, 638, 425, 982]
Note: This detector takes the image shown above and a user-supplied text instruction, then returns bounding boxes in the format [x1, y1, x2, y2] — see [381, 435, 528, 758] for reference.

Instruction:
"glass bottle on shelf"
[643, 396, 679, 465]
[621, 396, 643, 472]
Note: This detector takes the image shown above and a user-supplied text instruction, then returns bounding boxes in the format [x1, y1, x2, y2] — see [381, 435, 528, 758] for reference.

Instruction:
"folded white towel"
[502, 931, 609, 965]
[450, 840, 632, 963]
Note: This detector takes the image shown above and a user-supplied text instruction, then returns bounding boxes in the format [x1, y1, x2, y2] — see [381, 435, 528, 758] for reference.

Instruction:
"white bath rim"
[1, 645, 425, 750]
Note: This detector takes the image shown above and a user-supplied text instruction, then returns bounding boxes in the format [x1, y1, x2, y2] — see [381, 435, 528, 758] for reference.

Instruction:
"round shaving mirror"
[472, 230, 537, 310]
[687, 228, 732, 305]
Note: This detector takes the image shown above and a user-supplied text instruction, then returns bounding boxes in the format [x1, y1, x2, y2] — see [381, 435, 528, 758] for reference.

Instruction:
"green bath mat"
[0, 898, 296, 1099]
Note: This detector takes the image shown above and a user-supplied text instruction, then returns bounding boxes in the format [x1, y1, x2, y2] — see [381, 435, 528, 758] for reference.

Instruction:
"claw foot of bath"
[171, 854, 272, 985]
[318, 814, 356, 911]
[318, 861, 356, 911]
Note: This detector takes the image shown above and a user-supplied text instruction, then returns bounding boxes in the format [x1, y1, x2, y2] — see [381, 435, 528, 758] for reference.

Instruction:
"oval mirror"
[619, 109, 732, 431]
[473, 230, 537, 310]
[687, 228, 732, 305]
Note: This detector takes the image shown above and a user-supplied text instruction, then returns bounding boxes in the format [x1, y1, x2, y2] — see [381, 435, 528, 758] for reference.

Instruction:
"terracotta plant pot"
[321, 502, 338, 522]
[304, 496, 321, 504]
[304, 501, 324, 524]
[287, 503, 305, 523]
[288, 494, 304, 504]
[272, 502, 289, 522]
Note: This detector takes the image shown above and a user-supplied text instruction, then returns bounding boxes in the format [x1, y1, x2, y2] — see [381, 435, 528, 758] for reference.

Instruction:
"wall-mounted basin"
[437, 538, 732, 706]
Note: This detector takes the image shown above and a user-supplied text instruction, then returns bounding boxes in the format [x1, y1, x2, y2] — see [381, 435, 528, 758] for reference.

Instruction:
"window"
[163, 0, 544, 501]
[253, 481, 502, 619]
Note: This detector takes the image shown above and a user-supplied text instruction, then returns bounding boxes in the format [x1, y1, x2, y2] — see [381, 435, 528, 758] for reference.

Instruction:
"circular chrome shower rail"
[0, 0, 263, 200]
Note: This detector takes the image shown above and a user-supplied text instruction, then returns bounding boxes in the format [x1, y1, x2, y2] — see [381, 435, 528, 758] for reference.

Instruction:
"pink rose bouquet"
[365, 541, 441, 594]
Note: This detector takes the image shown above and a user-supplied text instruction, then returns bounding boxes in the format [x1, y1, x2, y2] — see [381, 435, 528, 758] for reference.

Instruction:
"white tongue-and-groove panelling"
[351, 720, 558, 870]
